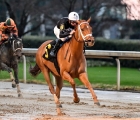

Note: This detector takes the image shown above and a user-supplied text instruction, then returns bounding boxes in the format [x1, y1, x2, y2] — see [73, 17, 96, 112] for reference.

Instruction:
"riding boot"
[50, 39, 62, 57]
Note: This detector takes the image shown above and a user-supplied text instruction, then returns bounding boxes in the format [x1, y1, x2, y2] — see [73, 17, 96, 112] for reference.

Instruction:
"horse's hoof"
[94, 102, 100, 106]
[12, 84, 16, 88]
[57, 112, 66, 116]
[59, 104, 62, 108]
[56, 104, 62, 108]
[18, 94, 23, 98]
[73, 97, 80, 103]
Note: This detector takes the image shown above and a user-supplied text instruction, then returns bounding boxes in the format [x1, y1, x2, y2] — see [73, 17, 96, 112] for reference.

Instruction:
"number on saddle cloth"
[42, 40, 58, 60]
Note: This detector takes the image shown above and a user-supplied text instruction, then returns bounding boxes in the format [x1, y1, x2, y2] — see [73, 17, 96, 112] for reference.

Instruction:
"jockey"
[50, 11, 79, 57]
[0, 18, 19, 44]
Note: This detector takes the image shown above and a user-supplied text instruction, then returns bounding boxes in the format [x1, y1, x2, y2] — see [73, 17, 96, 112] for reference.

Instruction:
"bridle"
[7, 38, 22, 56]
[74, 21, 92, 42]
[12, 39, 22, 52]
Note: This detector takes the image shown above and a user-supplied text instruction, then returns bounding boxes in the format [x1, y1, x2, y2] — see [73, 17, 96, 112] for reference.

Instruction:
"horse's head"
[76, 18, 95, 47]
[8, 36, 23, 59]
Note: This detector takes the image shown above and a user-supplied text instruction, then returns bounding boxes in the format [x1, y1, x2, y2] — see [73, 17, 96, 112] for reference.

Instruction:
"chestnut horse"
[30, 18, 100, 115]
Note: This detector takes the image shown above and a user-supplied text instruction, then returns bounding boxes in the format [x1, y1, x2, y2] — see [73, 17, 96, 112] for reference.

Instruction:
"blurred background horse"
[0, 34, 23, 97]
[30, 18, 100, 115]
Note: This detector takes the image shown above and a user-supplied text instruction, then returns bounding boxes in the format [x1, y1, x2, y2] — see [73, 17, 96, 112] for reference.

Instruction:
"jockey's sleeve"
[59, 30, 70, 38]
[57, 17, 72, 38]
[12, 26, 18, 36]
[2, 34, 8, 40]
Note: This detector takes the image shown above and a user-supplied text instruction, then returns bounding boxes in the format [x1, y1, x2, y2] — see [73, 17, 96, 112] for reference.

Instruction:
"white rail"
[22, 48, 140, 90]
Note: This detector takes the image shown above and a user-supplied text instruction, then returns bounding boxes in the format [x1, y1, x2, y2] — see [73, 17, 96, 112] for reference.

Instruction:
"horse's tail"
[29, 63, 41, 77]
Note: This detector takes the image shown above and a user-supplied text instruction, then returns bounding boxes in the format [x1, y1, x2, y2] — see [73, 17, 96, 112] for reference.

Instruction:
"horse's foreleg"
[41, 68, 63, 115]
[63, 71, 80, 103]
[10, 72, 16, 88]
[79, 72, 100, 106]
[13, 64, 22, 98]
[54, 75, 63, 99]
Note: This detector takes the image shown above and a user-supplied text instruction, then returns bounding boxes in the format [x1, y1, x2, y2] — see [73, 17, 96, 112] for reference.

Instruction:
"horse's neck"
[70, 35, 84, 57]
[4, 43, 13, 54]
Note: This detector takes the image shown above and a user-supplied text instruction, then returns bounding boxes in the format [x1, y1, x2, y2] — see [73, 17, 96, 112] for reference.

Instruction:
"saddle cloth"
[42, 40, 60, 74]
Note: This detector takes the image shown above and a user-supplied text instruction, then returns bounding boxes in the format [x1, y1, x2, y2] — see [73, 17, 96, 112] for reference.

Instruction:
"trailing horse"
[30, 18, 100, 115]
[0, 35, 23, 97]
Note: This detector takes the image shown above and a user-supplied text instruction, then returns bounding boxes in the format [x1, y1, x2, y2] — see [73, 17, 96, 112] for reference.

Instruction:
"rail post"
[116, 58, 120, 90]
[22, 55, 26, 83]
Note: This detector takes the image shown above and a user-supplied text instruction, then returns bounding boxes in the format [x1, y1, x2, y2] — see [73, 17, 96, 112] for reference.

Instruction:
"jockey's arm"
[1, 34, 8, 40]
[0, 29, 8, 41]
[59, 30, 70, 38]
[11, 26, 18, 37]
[59, 28, 75, 38]
[0, 23, 4, 41]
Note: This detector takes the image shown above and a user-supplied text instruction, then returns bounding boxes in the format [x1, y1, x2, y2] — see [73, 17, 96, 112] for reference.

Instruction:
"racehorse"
[0, 35, 23, 97]
[29, 18, 100, 115]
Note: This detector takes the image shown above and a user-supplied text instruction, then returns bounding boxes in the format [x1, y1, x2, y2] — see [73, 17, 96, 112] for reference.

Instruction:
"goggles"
[70, 20, 77, 24]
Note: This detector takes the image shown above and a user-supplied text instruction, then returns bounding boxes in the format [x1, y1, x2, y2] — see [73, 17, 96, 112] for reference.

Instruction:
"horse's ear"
[87, 17, 91, 23]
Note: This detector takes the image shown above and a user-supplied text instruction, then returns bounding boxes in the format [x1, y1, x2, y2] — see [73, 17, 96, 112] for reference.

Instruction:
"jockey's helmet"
[68, 12, 79, 21]
[5, 18, 15, 27]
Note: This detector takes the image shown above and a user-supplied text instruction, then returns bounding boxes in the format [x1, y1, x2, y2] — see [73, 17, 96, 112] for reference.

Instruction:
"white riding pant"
[54, 26, 60, 39]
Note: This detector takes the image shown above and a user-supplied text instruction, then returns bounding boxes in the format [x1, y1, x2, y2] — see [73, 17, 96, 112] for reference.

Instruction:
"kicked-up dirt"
[0, 82, 140, 120]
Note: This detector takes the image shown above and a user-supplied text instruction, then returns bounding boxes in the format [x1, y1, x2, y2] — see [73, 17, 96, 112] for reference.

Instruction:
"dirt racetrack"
[0, 81, 140, 120]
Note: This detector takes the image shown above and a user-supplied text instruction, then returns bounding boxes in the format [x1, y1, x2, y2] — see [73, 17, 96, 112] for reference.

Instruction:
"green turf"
[0, 63, 140, 90]
[87, 66, 140, 86]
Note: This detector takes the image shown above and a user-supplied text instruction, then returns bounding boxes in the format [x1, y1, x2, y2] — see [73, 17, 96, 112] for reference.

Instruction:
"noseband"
[12, 40, 22, 51]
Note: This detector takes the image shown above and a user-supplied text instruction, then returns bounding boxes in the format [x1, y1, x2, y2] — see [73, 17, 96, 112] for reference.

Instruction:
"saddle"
[42, 40, 61, 74]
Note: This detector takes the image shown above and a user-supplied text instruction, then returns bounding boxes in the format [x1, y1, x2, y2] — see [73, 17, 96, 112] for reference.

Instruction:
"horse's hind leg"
[12, 63, 22, 98]
[0, 63, 22, 97]
[41, 67, 63, 115]
[1, 63, 16, 88]
[79, 72, 100, 106]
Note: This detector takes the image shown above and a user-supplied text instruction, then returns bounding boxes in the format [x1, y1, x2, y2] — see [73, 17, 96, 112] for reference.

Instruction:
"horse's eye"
[81, 29, 84, 31]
